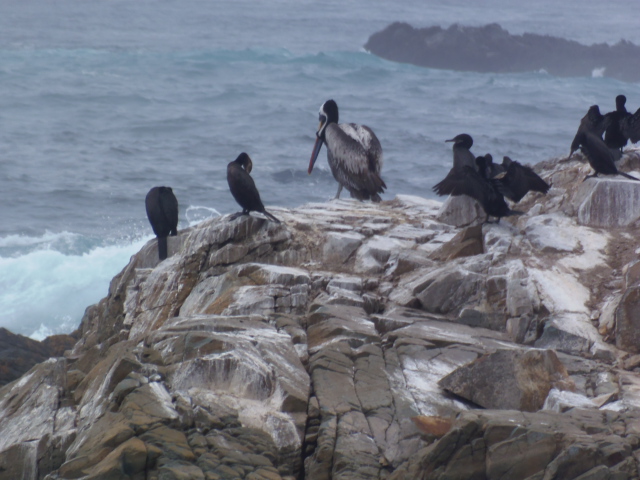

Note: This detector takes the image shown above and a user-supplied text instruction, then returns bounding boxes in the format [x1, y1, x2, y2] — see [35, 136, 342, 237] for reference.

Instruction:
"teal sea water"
[1, 0, 640, 338]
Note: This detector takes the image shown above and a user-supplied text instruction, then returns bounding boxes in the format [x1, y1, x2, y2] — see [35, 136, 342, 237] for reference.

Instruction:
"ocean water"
[1, 0, 640, 338]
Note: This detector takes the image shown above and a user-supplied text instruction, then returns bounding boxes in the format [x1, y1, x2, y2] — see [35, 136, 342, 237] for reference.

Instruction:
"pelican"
[227, 152, 281, 223]
[145, 186, 178, 261]
[308, 99, 386, 202]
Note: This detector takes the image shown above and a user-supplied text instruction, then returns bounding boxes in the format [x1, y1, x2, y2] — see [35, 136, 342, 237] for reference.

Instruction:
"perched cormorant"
[497, 156, 550, 203]
[576, 131, 640, 181]
[482, 153, 505, 178]
[227, 152, 281, 223]
[435, 156, 522, 223]
[621, 106, 640, 144]
[433, 133, 477, 196]
[570, 105, 609, 157]
[308, 99, 386, 202]
[145, 186, 178, 261]
[604, 95, 631, 152]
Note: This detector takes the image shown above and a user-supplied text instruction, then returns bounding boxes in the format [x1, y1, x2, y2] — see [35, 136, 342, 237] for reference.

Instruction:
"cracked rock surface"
[2, 151, 640, 479]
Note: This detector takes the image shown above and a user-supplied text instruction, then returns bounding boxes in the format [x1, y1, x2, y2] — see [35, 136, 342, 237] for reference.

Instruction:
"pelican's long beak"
[309, 135, 323, 174]
[308, 120, 325, 174]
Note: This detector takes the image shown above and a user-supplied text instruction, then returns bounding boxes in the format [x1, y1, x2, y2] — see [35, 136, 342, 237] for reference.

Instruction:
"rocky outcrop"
[364, 22, 640, 82]
[0, 328, 77, 386]
[2, 150, 640, 479]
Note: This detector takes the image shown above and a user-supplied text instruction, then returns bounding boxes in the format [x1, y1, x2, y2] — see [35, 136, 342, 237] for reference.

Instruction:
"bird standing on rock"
[145, 186, 179, 261]
[308, 99, 386, 202]
[227, 152, 281, 223]
[433, 137, 521, 223]
[575, 131, 640, 182]
[569, 105, 609, 158]
[604, 95, 631, 153]
[433, 133, 478, 196]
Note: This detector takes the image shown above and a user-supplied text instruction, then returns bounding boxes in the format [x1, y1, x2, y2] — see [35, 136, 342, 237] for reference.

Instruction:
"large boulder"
[438, 349, 574, 411]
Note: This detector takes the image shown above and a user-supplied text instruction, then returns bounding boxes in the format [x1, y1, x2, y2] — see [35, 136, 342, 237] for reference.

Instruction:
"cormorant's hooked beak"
[445, 138, 455, 143]
[308, 120, 325, 175]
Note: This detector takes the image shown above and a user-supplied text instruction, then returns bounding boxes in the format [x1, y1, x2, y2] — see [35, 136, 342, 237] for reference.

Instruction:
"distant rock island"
[364, 22, 640, 82]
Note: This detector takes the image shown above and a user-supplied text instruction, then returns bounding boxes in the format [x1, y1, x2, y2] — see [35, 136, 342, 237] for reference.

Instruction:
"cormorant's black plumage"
[621, 106, 640, 144]
[570, 105, 610, 157]
[577, 131, 640, 181]
[434, 147, 521, 222]
[145, 186, 179, 261]
[227, 152, 281, 223]
[604, 95, 631, 152]
[483, 153, 505, 178]
[433, 133, 477, 196]
[497, 156, 550, 203]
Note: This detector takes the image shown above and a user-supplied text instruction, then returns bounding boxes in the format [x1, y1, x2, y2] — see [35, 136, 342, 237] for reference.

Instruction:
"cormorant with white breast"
[308, 99, 386, 202]
[145, 186, 179, 261]
[227, 152, 281, 223]
[497, 156, 550, 202]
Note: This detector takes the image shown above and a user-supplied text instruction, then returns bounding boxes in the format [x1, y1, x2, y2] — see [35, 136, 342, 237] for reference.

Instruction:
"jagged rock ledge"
[364, 22, 640, 82]
[3, 151, 640, 479]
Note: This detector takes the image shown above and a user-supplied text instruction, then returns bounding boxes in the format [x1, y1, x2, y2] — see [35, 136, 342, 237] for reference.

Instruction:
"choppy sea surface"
[1, 0, 640, 338]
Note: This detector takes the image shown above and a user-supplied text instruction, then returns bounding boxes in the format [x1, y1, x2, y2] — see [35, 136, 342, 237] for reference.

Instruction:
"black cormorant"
[227, 152, 281, 223]
[570, 105, 609, 157]
[482, 153, 505, 178]
[308, 99, 386, 202]
[497, 156, 550, 203]
[433, 133, 477, 196]
[621, 106, 640, 145]
[604, 95, 631, 152]
[576, 131, 640, 181]
[145, 186, 179, 261]
[434, 154, 521, 223]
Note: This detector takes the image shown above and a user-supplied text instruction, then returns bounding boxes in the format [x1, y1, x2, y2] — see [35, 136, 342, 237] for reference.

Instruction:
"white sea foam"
[0, 233, 148, 338]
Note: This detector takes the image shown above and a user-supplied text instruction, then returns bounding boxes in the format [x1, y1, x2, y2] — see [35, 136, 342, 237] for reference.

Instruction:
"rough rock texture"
[0, 328, 77, 386]
[364, 22, 640, 82]
[2, 150, 640, 479]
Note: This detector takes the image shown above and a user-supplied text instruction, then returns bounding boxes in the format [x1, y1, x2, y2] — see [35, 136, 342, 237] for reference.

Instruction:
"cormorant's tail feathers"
[157, 236, 168, 261]
[620, 172, 640, 181]
[262, 210, 281, 223]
